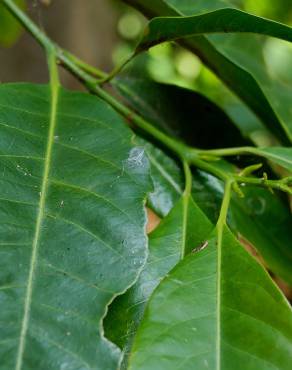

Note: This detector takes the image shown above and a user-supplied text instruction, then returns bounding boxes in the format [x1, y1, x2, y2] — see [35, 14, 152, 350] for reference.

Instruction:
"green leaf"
[255, 147, 292, 172]
[0, 83, 151, 369]
[209, 33, 292, 143]
[231, 185, 292, 285]
[105, 195, 213, 368]
[124, 0, 230, 17]
[157, 0, 237, 15]
[138, 139, 184, 217]
[0, 0, 25, 47]
[123, 0, 292, 144]
[128, 226, 292, 370]
[138, 8, 292, 51]
[115, 77, 250, 148]
[191, 167, 292, 286]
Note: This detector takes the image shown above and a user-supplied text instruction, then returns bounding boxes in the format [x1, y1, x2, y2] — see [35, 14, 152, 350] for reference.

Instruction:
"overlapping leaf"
[113, 73, 292, 285]
[123, 0, 292, 144]
[138, 8, 292, 50]
[0, 83, 151, 369]
[138, 140, 184, 217]
[105, 195, 212, 368]
[254, 147, 292, 172]
[231, 186, 292, 285]
[1, 1, 292, 369]
[146, 141, 292, 285]
[114, 77, 249, 148]
[128, 226, 292, 370]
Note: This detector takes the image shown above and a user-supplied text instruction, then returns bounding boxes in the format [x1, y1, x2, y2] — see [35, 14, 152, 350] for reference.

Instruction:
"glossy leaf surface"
[138, 8, 292, 50]
[137, 137, 292, 285]
[115, 77, 249, 148]
[105, 195, 212, 368]
[136, 139, 184, 218]
[0, 83, 151, 369]
[255, 147, 292, 172]
[153, 150, 292, 285]
[123, 0, 292, 144]
[231, 185, 292, 285]
[128, 226, 292, 370]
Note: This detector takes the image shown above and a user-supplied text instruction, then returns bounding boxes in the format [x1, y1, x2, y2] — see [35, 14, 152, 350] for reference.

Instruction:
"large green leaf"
[123, 0, 292, 144]
[105, 195, 213, 367]
[0, 0, 25, 47]
[0, 83, 152, 369]
[138, 8, 292, 50]
[115, 77, 250, 148]
[128, 226, 292, 370]
[209, 32, 292, 142]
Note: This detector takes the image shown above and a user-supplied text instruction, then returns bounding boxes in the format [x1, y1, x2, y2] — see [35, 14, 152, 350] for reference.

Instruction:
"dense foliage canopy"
[0, 0, 291, 369]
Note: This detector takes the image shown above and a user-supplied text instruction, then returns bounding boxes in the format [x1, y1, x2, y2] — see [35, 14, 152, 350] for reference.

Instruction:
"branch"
[3, 0, 292, 198]
[234, 175, 292, 195]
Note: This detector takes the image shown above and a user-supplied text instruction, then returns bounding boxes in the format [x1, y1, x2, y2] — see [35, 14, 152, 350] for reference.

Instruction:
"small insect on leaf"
[192, 241, 208, 254]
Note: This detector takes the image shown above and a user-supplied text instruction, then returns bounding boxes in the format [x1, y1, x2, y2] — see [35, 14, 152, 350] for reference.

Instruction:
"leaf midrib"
[216, 225, 223, 370]
[15, 82, 59, 370]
